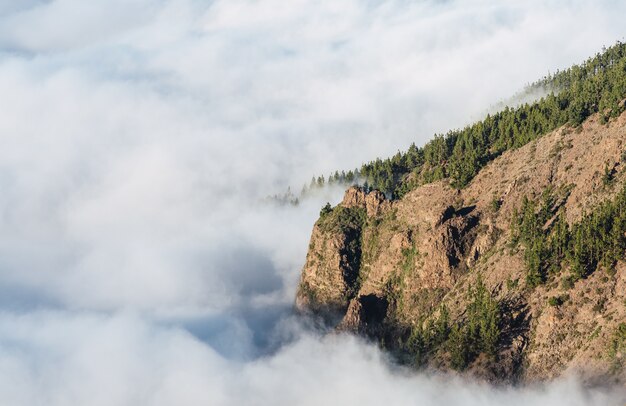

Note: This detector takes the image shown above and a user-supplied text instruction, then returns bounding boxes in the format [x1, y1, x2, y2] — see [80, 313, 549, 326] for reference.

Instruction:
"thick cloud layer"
[0, 0, 625, 404]
[0, 312, 623, 406]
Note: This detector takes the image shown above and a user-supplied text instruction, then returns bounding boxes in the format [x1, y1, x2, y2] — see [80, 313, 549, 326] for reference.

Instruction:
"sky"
[0, 0, 625, 405]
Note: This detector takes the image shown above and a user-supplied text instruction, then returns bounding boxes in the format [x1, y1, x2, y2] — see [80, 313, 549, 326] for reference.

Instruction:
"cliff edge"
[296, 111, 626, 384]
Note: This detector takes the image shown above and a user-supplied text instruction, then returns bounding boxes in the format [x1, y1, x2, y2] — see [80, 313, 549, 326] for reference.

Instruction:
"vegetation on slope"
[513, 183, 626, 287]
[403, 278, 501, 371]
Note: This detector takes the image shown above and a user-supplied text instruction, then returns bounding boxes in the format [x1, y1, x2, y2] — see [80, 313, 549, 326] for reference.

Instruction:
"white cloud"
[0, 0, 625, 404]
[0, 312, 622, 406]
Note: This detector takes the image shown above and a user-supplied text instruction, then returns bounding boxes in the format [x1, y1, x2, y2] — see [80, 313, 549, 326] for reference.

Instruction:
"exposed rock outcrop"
[296, 111, 626, 383]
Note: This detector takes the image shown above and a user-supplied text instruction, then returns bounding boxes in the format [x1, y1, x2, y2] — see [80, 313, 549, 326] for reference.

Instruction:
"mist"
[0, 0, 625, 404]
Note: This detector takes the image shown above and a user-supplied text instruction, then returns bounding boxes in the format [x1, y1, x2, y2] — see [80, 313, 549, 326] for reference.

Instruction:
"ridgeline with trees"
[300, 42, 626, 199]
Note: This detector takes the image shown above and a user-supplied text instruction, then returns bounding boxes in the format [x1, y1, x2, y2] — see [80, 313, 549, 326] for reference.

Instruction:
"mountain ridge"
[296, 107, 626, 384]
[295, 42, 626, 202]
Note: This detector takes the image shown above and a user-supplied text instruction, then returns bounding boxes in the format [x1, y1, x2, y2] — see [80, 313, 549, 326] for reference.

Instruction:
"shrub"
[319, 202, 333, 217]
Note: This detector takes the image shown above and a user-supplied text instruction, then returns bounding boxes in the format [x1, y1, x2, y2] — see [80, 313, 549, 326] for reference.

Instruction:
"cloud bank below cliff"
[0, 0, 625, 404]
[0, 311, 623, 406]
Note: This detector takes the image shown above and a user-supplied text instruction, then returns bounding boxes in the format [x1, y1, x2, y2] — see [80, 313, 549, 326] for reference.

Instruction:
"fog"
[0, 0, 625, 404]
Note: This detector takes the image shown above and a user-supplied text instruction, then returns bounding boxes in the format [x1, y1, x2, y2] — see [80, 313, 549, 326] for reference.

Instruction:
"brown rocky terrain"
[296, 110, 626, 384]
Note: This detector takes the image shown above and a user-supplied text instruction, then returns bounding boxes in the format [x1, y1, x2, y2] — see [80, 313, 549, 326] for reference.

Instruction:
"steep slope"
[296, 110, 626, 383]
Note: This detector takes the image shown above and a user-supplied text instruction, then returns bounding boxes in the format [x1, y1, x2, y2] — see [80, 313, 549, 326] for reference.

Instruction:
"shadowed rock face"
[295, 201, 365, 325]
[339, 294, 389, 336]
[296, 111, 626, 384]
[359, 294, 388, 324]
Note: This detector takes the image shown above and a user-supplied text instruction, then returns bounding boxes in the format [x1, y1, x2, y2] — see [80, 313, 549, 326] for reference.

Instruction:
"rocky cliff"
[296, 111, 626, 384]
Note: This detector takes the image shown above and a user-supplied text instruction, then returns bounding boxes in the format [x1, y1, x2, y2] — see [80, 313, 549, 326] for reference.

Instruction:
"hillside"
[296, 106, 626, 383]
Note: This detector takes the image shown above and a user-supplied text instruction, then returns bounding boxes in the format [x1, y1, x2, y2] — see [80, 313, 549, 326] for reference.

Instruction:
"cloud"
[0, 0, 625, 404]
[1, 0, 625, 315]
[0, 311, 623, 406]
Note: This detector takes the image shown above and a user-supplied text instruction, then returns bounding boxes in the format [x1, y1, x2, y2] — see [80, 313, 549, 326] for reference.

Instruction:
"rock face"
[295, 111, 626, 383]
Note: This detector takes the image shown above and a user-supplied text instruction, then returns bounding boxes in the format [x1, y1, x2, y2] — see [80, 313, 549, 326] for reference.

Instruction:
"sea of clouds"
[0, 0, 625, 404]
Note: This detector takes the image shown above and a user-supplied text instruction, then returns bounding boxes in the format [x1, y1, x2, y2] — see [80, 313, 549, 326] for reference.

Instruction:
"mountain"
[295, 44, 626, 384]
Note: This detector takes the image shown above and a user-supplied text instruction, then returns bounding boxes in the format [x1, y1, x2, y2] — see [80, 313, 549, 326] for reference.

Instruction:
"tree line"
[305, 42, 626, 199]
